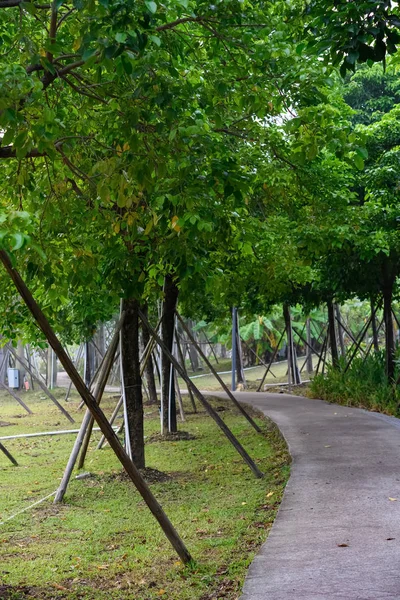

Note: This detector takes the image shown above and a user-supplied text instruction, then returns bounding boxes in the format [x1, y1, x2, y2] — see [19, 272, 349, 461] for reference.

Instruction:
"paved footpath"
[216, 392, 400, 600]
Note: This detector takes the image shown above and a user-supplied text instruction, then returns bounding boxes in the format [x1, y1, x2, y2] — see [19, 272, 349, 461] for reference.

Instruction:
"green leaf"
[145, 0, 157, 13]
[10, 233, 25, 251]
[115, 32, 127, 44]
[149, 35, 161, 47]
[354, 154, 364, 170]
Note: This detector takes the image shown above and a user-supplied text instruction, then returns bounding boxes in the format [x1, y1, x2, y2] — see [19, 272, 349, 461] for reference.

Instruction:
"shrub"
[309, 351, 400, 415]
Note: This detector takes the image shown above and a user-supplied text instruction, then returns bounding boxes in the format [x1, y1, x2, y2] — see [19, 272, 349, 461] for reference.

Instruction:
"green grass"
[0, 389, 290, 600]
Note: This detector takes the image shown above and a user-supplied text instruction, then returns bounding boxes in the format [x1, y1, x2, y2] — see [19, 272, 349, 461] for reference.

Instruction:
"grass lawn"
[176, 355, 320, 392]
[0, 388, 290, 600]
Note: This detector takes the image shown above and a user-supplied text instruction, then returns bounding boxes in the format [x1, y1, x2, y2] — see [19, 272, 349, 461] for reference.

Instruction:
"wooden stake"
[0, 381, 32, 414]
[139, 309, 264, 479]
[256, 329, 286, 392]
[77, 323, 123, 470]
[177, 313, 262, 433]
[65, 344, 84, 401]
[97, 396, 123, 449]
[0, 250, 192, 564]
[0, 442, 18, 466]
[7, 344, 74, 423]
[176, 331, 197, 413]
[240, 337, 277, 378]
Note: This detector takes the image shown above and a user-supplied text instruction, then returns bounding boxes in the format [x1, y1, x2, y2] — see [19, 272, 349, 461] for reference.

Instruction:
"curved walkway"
[219, 392, 400, 600]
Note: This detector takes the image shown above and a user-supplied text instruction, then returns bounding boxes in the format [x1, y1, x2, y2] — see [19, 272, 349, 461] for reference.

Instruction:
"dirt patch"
[199, 577, 240, 599]
[146, 431, 196, 443]
[107, 467, 173, 484]
[0, 585, 40, 599]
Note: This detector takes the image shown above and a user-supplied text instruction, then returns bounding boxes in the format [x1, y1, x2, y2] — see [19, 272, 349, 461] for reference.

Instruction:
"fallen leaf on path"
[337, 543, 349, 547]
[387, 537, 395, 541]
[324, 445, 331, 448]
[389, 498, 397, 502]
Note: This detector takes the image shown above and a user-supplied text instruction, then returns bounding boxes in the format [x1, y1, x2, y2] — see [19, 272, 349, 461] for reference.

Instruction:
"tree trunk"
[327, 300, 339, 368]
[306, 318, 313, 374]
[121, 298, 145, 469]
[161, 275, 179, 435]
[335, 304, 346, 357]
[140, 304, 158, 405]
[47, 346, 57, 389]
[371, 298, 380, 352]
[84, 341, 95, 387]
[383, 286, 395, 381]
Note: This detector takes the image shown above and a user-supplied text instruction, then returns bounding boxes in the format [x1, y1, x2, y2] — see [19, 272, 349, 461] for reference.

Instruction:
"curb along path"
[213, 392, 400, 600]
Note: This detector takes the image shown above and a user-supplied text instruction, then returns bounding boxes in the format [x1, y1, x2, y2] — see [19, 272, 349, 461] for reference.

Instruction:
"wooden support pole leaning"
[256, 329, 286, 392]
[363, 318, 384, 363]
[65, 343, 84, 401]
[0, 441, 18, 466]
[315, 334, 328, 376]
[80, 320, 158, 466]
[76, 325, 123, 470]
[292, 326, 325, 366]
[240, 337, 277, 379]
[344, 300, 381, 364]
[55, 320, 122, 499]
[175, 331, 197, 413]
[97, 396, 123, 449]
[139, 309, 263, 479]
[7, 344, 74, 424]
[177, 313, 262, 433]
[0, 381, 32, 414]
[0, 250, 192, 564]
[344, 312, 376, 373]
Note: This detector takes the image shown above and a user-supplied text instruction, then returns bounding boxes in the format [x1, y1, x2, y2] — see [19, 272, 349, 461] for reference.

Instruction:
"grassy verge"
[308, 353, 400, 416]
[0, 389, 290, 600]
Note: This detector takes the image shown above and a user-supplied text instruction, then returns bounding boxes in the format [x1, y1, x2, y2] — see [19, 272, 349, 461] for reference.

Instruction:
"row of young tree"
[0, 2, 400, 473]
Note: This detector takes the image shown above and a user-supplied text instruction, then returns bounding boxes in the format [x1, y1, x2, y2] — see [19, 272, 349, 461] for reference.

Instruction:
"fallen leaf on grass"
[53, 584, 69, 591]
[266, 491, 274, 498]
[96, 565, 108, 570]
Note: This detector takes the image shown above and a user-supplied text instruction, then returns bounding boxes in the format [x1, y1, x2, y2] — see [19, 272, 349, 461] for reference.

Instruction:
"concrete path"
[222, 392, 400, 600]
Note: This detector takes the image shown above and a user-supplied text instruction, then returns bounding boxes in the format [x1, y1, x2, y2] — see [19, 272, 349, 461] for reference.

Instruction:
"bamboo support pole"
[7, 344, 74, 423]
[177, 313, 262, 433]
[0, 250, 192, 564]
[139, 309, 263, 479]
[256, 329, 286, 392]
